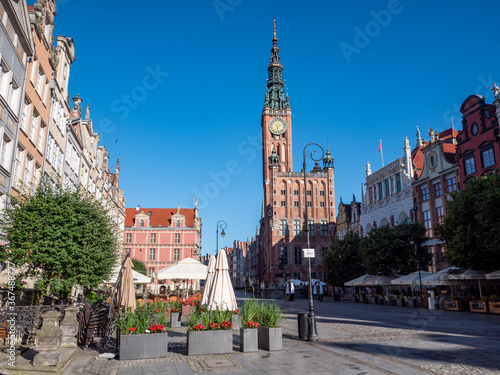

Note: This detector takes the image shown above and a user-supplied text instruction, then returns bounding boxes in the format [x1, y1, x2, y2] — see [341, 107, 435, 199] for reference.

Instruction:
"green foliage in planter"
[116, 309, 152, 335]
[241, 300, 260, 326]
[256, 302, 283, 328]
[187, 308, 233, 331]
[489, 294, 499, 302]
[85, 291, 108, 308]
[481, 296, 489, 302]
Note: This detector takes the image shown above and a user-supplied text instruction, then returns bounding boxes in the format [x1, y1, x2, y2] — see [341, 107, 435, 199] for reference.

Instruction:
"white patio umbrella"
[361, 275, 396, 286]
[442, 269, 489, 298]
[391, 271, 431, 286]
[303, 279, 327, 286]
[344, 274, 373, 287]
[200, 255, 216, 306]
[206, 249, 237, 311]
[486, 270, 500, 279]
[108, 267, 152, 285]
[420, 267, 459, 286]
[156, 257, 208, 280]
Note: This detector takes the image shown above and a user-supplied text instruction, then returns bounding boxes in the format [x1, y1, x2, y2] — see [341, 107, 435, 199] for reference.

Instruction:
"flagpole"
[379, 139, 384, 167]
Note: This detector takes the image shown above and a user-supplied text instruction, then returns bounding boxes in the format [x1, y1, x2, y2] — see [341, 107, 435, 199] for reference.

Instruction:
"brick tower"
[259, 21, 336, 287]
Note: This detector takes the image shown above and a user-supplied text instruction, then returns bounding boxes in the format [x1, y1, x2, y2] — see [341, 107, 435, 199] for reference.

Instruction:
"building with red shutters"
[258, 22, 336, 287]
[122, 201, 201, 291]
[412, 127, 458, 272]
[456, 95, 500, 187]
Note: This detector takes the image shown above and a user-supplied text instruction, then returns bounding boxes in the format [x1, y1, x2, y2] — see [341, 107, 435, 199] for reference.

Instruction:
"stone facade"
[0, 0, 34, 217]
[258, 23, 335, 286]
[412, 127, 458, 272]
[360, 138, 414, 234]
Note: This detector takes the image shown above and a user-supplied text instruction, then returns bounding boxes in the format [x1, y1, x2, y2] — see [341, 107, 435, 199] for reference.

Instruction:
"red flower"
[129, 326, 137, 333]
[233, 310, 239, 314]
[193, 324, 205, 331]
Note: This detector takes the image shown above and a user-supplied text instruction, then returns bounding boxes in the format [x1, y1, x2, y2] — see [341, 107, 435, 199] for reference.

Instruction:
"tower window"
[294, 201, 299, 207]
[294, 190, 299, 195]
[306, 190, 312, 196]
[281, 189, 286, 195]
[280, 201, 286, 206]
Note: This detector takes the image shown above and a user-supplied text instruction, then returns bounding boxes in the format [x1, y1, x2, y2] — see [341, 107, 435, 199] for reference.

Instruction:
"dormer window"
[140, 220, 144, 227]
[176, 220, 180, 228]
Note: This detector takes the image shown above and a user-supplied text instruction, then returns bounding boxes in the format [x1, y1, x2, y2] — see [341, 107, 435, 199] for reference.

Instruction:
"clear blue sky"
[54, 1, 500, 256]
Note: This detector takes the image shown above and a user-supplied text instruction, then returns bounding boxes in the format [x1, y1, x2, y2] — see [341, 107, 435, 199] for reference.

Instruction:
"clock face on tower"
[268, 117, 287, 135]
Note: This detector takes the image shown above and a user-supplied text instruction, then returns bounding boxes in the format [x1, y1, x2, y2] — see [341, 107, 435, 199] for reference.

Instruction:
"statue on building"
[85, 103, 90, 120]
[429, 128, 435, 142]
[488, 82, 500, 100]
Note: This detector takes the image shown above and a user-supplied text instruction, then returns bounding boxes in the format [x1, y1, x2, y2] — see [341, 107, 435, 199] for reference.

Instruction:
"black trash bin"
[298, 313, 308, 339]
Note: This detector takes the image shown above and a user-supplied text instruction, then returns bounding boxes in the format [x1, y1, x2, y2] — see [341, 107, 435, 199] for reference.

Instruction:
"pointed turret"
[323, 146, 334, 170]
[268, 146, 280, 168]
[265, 19, 287, 110]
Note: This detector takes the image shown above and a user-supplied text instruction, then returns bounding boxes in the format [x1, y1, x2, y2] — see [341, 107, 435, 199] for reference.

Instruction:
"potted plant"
[181, 296, 199, 317]
[352, 292, 359, 303]
[240, 300, 260, 352]
[116, 308, 168, 360]
[396, 294, 405, 307]
[170, 299, 181, 328]
[186, 309, 233, 355]
[469, 296, 488, 313]
[445, 296, 461, 311]
[256, 301, 282, 351]
[231, 309, 241, 330]
[488, 295, 500, 314]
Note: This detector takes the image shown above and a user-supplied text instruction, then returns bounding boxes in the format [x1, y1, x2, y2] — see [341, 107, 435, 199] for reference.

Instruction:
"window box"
[119, 332, 168, 360]
[187, 330, 232, 355]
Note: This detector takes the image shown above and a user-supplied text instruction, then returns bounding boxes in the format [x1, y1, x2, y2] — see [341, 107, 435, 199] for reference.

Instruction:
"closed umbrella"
[119, 256, 136, 313]
[207, 249, 237, 311]
[200, 255, 216, 305]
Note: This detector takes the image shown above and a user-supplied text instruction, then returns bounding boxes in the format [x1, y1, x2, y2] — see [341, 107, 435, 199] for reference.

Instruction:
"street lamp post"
[411, 236, 424, 308]
[216, 220, 227, 253]
[303, 143, 323, 342]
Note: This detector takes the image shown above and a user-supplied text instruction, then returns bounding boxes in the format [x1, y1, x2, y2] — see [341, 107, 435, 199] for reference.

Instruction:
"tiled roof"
[442, 143, 457, 164]
[439, 128, 458, 141]
[125, 207, 196, 228]
[412, 146, 424, 179]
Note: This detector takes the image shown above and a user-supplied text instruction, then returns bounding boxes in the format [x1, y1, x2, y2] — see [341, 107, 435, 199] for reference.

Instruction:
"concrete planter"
[232, 314, 241, 330]
[396, 299, 405, 307]
[171, 312, 181, 328]
[258, 327, 282, 351]
[240, 328, 258, 352]
[119, 332, 168, 360]
[187, 330, 232, 355]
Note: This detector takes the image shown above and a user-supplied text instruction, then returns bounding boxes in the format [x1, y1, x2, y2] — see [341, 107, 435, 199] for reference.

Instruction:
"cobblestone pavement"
[60, 294, 500, 375]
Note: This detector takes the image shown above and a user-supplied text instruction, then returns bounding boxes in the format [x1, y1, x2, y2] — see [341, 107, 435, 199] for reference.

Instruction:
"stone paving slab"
[6, 293, 500, 374]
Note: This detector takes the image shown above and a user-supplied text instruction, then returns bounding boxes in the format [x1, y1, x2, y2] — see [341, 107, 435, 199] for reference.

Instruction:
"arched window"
[176, 220, 180, 228]
[140, 220, 144, 227]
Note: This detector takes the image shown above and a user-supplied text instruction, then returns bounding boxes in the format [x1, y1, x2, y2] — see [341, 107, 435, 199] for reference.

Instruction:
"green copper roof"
[264, 20, 290, 110]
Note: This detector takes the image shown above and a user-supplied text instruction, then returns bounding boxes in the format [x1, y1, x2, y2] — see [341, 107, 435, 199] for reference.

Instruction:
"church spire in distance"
[264, 19, 289, 110]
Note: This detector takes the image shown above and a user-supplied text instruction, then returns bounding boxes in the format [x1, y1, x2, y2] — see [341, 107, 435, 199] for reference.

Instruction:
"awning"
[156, 257, 208, 280]
[344, 274, 373, 287]
[486, 270, 500, 280]
[360, 275, 397, 286]
[391, 271, 431, 286]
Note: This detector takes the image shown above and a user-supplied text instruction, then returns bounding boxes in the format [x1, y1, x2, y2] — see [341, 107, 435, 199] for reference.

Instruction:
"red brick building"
[456, 95, 500, 187]
[258, 23, 336, 286]
[123, 202, 201, 289]
[412, 127, 458, 271]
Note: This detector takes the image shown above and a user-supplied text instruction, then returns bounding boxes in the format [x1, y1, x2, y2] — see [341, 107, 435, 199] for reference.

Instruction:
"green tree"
[0, 179, 119, 300]
[361, 222, 431, 275]
[323, 231, 365, 287]
[132, 258, 147, 275]
[435, 174, 500, 270]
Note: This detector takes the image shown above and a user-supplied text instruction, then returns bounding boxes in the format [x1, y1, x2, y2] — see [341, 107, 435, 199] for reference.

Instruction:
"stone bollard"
[60, 306, 78, 348]
[33, 310, 63, 366]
